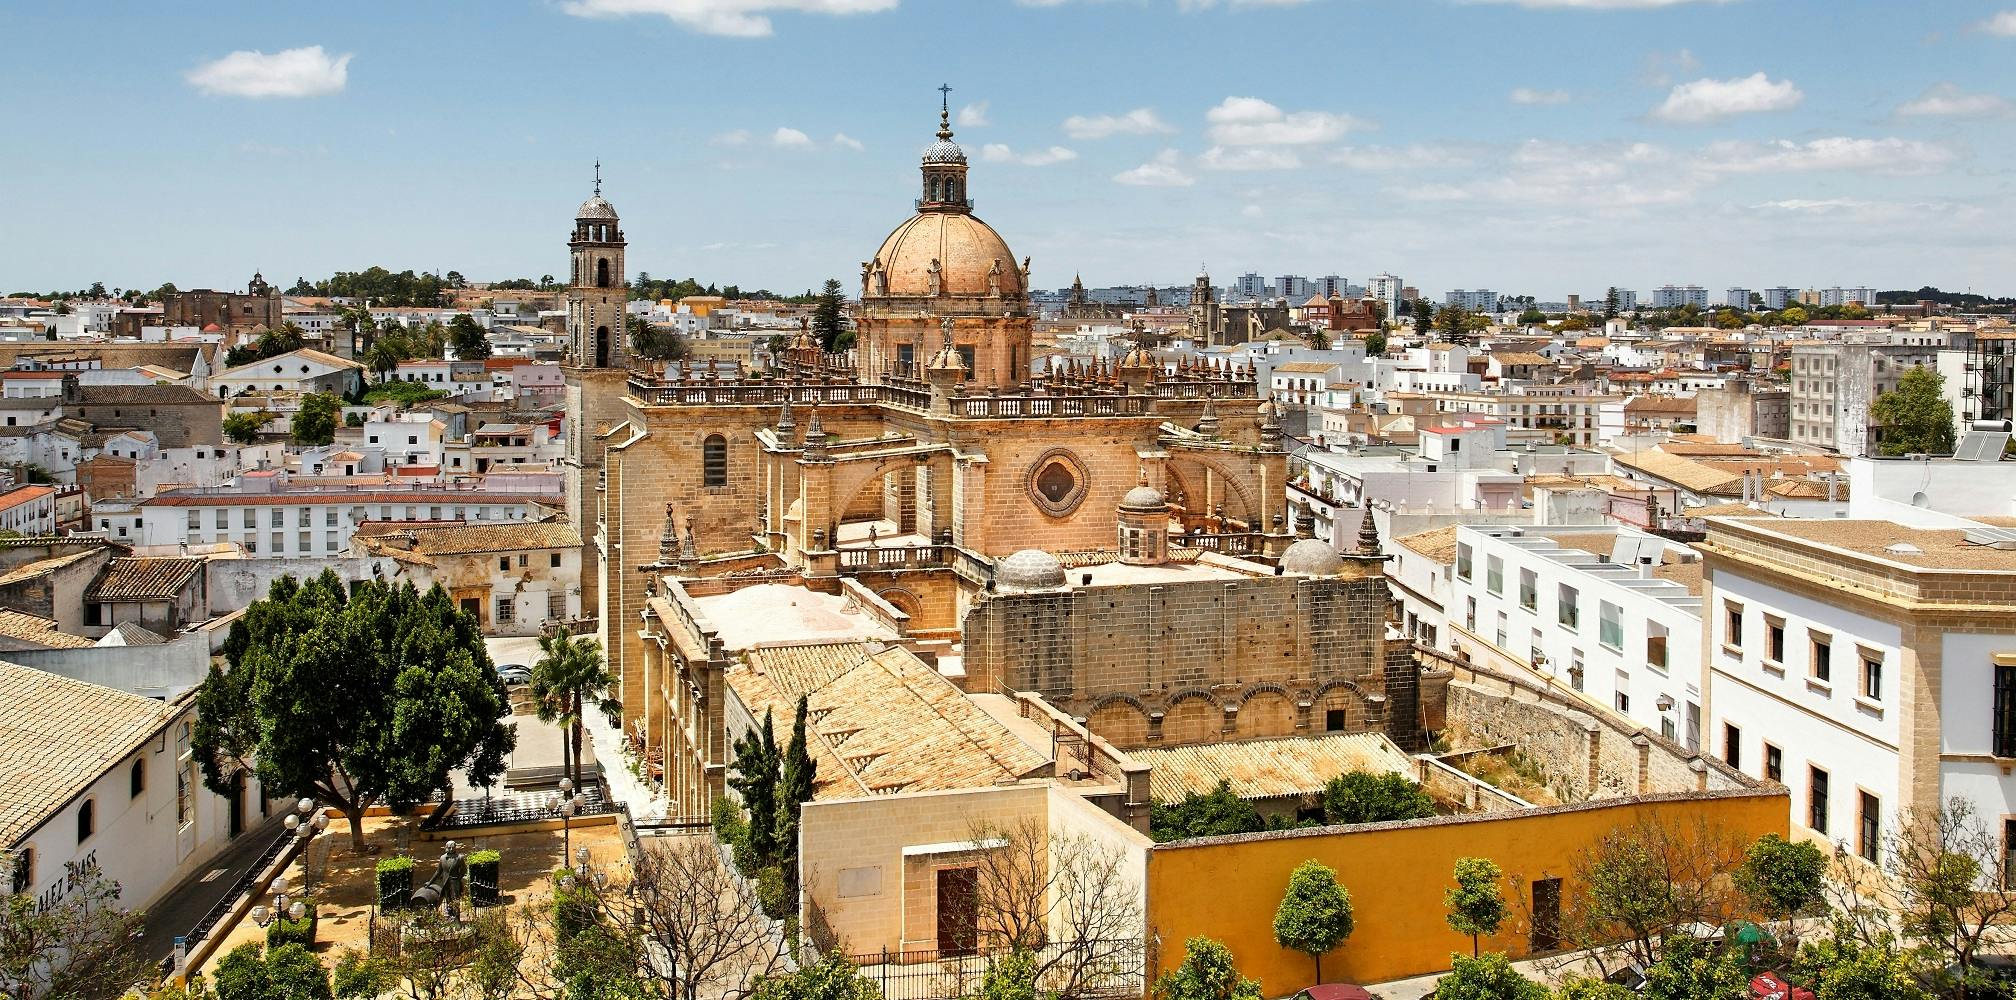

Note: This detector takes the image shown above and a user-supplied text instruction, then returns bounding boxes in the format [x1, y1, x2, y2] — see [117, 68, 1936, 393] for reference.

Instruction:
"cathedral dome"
[1280, 539, 1344, 576]
[576, 195, 619, 221]
[922, 139, 967, 165]
[996, 549, 1066, 591]
[868, 213, 1022, 298]
[1120, 483, 1167, 512]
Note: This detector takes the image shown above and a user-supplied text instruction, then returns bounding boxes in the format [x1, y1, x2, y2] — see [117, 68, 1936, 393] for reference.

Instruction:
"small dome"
[1280, 539, 1344, 576]
[1120, 484, 1167, 512]
[868, 212, 1021, 298]
[996, 549, 1065, 591]
[922, 140, 967, 165]
[576, 195, 619, 221]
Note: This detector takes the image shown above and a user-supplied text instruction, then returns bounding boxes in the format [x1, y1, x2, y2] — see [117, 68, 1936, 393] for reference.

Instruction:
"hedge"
[468, 849, 501, 908]
[265, 897, 318, 948]
[375, 856, 414, 911]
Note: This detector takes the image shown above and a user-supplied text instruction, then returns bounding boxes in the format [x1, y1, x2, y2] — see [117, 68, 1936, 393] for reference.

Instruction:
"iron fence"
[181, 824, 296, 950]
[428, 785, 616, 830]
[846, 940, 1143, 1000]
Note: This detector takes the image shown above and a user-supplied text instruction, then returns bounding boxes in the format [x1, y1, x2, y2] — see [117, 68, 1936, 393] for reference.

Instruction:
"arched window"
[703, 435, 728, 488]
[129, 759, 145, 798]
[76, 799, 94, 844]
[596, 259, 610, 288]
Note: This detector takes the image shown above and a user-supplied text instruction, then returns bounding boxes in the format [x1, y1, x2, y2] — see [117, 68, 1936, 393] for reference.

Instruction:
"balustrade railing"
[837, 545, 944, 570]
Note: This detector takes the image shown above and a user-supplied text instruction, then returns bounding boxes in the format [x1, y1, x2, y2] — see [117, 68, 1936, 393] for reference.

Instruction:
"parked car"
[1293, 985, 1373, 1000]
[496, 663, 532, 686]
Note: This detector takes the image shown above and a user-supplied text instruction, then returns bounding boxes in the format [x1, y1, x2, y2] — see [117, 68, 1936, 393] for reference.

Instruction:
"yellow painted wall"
[1144, 790, 1787, 994]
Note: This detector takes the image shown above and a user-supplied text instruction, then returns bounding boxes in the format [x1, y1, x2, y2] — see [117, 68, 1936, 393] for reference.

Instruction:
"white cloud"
[831, 132, 864, 150]
[1467, 0, 1735, 6]
[1639, 48, 1700, 88]
[559, 0, 898, 37]
[771, 127, 814, 147]
[1896, 83, 2012, 118]
[185, 46, 351, 98]
[1240, 204, 1264, 218]
[1204, 96, 1368, 145]
[1509, 87, 1572, 105]
[1199, 146, 1301, 170]
[1973, 10, 2016, 35]
[1062, 108, 1175, 139]
[980, 143, 1078, 166]
[1651, 72, 1803, 123]
[710, 129, 753, 146]
[1327, 144, 1476, 170]
[957, 101, 989, 127]
[1699, 137, 1955, 175]
[1114, 149, 1194, 187]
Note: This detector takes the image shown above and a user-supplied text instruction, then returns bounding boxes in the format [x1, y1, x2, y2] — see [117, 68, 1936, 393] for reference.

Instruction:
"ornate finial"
[593, 160, 602, 197]
[776, 389, 795, 433]
[659, 503, 678, 559]
[937, 84, 954, 140]
[1357, 505, 1382, 557]
[682, 515, 699, 560]
[803, 402, 828, 458]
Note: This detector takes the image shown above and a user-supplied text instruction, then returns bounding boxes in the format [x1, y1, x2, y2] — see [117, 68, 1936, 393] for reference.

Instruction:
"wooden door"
[935, 867, 978, 956]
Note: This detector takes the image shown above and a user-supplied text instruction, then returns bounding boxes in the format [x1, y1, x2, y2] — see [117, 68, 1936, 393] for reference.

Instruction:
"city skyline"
[5, 0, 2015, 297]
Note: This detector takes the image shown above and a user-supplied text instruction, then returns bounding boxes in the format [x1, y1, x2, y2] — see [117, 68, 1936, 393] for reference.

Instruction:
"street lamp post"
[557, 779, 585, 862]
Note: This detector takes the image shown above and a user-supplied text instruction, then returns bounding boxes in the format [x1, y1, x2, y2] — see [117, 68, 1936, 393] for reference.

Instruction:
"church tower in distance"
[562, 164, 631, 623]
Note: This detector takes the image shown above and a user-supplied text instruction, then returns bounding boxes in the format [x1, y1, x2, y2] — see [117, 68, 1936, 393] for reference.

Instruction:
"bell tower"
[562, 163, 633, 627]
[567, 162, 628, 370]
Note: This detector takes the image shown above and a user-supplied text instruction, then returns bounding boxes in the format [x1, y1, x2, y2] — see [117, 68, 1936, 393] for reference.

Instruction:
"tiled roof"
[1611, 449, 1742, 495]
[0, 546, 109, 588]
[0, 609, 94, 649]
[76, 384, 220, 407]
[0, 485, 56, 512]
[1394, 526, 1460, 564]
[731, 643, 1048, 799]
[352, 520, 580, 556]
[1492, 352, 1554, 366]
[1129, 732, 1416, 803]
[0, 660, 177, 845]
[86, 557, 203, 602]
[101, 622, 168, 646]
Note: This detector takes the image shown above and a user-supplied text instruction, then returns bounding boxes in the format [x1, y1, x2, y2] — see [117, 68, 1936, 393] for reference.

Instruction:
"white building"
[1444, 289, 1499, 312]
[1722, 288, 1752, 309]
[0, 485, 57, 534]
[3, 663, 265, 936]
[96, 480, 557, 556]
[211, 348, 366, 399]
[1651, 285, 1709, 310]
[1761, 287, 1797, 311]
[1367, 274, 1405, 321]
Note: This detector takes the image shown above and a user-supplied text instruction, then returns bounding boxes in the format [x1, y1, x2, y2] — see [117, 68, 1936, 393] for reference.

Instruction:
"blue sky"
[4, 0, 2014, 300]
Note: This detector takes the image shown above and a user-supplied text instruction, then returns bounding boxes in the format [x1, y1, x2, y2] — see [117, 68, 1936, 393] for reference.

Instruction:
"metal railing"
[181, 824, 296, 952]
[846, 940, 1143, 1000]
[428, 785, 616, 830]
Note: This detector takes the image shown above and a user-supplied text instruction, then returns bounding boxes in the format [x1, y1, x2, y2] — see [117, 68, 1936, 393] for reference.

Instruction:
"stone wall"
[963, 569, 1399, 748]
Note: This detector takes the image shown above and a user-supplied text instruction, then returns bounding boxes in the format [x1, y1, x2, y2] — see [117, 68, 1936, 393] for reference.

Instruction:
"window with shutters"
[703, 435, 728, 488]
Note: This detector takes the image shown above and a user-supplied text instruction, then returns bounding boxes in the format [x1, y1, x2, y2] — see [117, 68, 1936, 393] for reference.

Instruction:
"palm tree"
[365, 339, 403, 383]
[531, 627, 621, 789]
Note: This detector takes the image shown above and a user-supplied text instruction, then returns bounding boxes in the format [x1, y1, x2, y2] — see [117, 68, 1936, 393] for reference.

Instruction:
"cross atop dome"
[918, 87, 970, 206]
[937, 83, 954, 141]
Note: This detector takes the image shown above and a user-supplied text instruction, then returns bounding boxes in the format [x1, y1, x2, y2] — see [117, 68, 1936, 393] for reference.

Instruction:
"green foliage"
[977, 950, 1046, 1000]
[1603, 287, 1620, 319]
[1, 868, 150, 1000]
[814, 279, 848, 351]
[1320, 771, 1436, 825]
[265, 898, 318, 949]
[776, 695, 818, 891]
[468, 849, 501, 907]
[1550, 978, 1637, 1000]
[755, 865, 789, 920]
[1734, 834, 1827, 922]
[729, 712, 784, 867]
[1793, 933, 1931, 1000]
[222, 411, 267, 444]
[1412, 298, 1435, 334]
[553, 923, 648, 1000]
[1150, 781, 1265, 842]
[1273, 859, 1354, 982]
[532, 627, 618, 790]
[1433, 953, 1547, 1000]
[1871, 366, 1957, 456]
[293, 268, 450, 307]
[1364, 330, 1387, 355]
[1637, 935, 1748, 1000]
[552, 870, 601, 942]
[1152, 937, 1262, 1000]
[331, 949, 395, 1000]
[375, 856, 414, 910]
[191, 571, 515, 850]
[750, 952, 884, 1000]
[447, 313, 492, 361]
[628, 314, 687, 362]
[1444, 858, 1509, 956]
[291, 392, 342, 446]
[360, 381, 448, 407]
[216, 942, 332, 1000]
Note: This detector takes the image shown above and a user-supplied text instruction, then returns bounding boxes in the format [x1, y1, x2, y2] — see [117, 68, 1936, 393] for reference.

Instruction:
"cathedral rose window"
[1026, 449, 1089, 517]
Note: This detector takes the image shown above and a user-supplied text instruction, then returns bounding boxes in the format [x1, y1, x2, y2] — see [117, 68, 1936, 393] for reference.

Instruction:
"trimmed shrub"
[375, 855, 414, 911]
[756, 865, 789, 920]
[551, 869, 599, 941]
[468, 849, 501, 908]
[265, 898, 318, 949]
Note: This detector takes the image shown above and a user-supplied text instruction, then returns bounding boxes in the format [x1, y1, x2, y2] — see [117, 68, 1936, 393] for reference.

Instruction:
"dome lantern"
[919, 84, 971, 213]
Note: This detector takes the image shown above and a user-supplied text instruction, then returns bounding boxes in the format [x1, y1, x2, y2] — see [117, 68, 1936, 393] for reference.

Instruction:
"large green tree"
[222, 411, 267, 445]
[628, 314, 687, 362]
[1734, 834, 1827, 934]
[775, 694, 818, 893]
[290, 392, 342, 446]
[1273, 859, 1354, 984]
[812, 278, 847, 351]
[1871, 366, 1957, 456]
[1411, 297, 1434, 336]
[447, 313, 492, 361]
[531, 626, 620, 789]
[727, 713, 783, 867]
[1150, 780, 1266, 842]
[193, 571, 514, 851]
